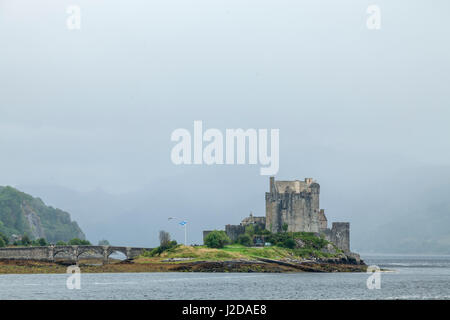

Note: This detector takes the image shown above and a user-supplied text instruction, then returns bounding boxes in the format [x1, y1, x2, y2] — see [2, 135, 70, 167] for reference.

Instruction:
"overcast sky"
[1, 1, 449, 246]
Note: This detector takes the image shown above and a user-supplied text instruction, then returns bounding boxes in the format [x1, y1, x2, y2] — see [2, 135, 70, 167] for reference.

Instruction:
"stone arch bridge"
[0, 245, 152, 264]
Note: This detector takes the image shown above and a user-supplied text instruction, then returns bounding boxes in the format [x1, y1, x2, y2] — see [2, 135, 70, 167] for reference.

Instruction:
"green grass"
[220, 244, 293, 259]
[138, 243, 341, 263]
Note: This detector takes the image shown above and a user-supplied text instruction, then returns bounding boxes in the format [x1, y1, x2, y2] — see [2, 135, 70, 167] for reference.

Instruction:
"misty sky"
[1, 1, 449, 247]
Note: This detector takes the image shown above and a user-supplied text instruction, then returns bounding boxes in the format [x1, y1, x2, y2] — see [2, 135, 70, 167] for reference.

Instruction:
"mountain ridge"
[0, 186, 85, 243]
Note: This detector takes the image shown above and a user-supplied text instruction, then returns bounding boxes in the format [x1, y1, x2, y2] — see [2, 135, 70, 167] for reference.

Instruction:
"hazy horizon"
[1, 0, 449, 252]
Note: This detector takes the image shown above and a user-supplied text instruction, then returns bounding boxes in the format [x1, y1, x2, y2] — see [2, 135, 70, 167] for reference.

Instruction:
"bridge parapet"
[0, 246, 51, 261]
[0, 245, 152, 264]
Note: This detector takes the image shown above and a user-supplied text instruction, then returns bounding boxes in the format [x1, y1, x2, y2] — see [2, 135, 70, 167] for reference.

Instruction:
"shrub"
[56, 241, 66, 246]
[167, 240, 178, 249]
[292, 232, 328, 249]
[257, 229, 271, 236]
[265, 231, 329, 250]
[237, 234, 252, 247]
[0, 232, 8, 245]
[68, 238, 91, 245]
[21, 234, 31, 246]
[283, 238, 296, 249]
[0, 237, 5, 247]
[244, 225, 255, 236]
[144, 240, 178, 257]
[36, 238, 47, 246]
[204, 230, 230, 249]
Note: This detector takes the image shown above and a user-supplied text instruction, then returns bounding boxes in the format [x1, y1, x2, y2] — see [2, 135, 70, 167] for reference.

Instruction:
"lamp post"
[168, 217, 188, 246]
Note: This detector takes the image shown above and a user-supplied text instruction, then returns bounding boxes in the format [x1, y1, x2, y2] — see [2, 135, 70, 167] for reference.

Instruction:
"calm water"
[0, 254, 449, 299]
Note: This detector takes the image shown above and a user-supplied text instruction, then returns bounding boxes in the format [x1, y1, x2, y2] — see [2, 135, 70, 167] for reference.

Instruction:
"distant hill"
[350, 165, 450, 254]
[0, 186, 85, 243]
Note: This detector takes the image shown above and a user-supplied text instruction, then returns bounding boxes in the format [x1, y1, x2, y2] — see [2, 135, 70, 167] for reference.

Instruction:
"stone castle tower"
[265, 177, 350, 252]
[265, 177, 323, 233]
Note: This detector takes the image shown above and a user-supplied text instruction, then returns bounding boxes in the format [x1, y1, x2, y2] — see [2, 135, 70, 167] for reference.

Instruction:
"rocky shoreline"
[0, 254, 366, 274]
[169, 254, 366, 273]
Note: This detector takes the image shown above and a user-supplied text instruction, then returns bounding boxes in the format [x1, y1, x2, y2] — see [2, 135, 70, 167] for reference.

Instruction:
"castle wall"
[318, 209, 328, 232]
[323, 222, 350, 253]
[225, 225, 245, 242]
[240, 215, 266, 229]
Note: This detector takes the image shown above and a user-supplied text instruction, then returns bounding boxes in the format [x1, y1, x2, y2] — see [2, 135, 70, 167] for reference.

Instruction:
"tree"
[0, 237, 5, 248]
[98, 239, 110, 246]
[37, 238, 47, 246]
[68, 238, 91, 245]
[283, 238, 296, 249]
[245, 224, 255, 236]
[237, 234, 252, 247]
[56, 241, 66, 246]
[204, 230, 230, 249]
[0, 232, 8, 245]
[21, 234, 31, 246]
[282, 223, 289, 233]
[146, 239, 178, 257]
[159, 230, 171, 248]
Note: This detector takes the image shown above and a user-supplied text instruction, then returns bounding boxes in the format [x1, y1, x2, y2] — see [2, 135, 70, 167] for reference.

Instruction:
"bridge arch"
[106, 247, 129, 261]
[77, 246, 104, 261]
[52, 246, 77, 262]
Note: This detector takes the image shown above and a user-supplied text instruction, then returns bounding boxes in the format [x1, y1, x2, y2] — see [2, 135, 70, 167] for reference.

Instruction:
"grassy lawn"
[220, 244, 294, 259]
[135, 244, 333, 263]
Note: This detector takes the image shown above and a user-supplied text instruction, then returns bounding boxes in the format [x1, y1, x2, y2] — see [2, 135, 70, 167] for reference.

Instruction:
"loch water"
[0, 254, 449, 300]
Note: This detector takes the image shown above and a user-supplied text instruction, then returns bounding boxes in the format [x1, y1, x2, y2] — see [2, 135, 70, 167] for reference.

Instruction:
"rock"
[321, 243, 337, 254]
[295, 239, 306, 248]
[346, 252, 361, 264]
[161, 257, 194, 262]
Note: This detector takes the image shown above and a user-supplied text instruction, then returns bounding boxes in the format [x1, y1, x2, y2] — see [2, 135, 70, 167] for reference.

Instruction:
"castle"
[203, 177, 351, 252]
[265, 177, 350, 252]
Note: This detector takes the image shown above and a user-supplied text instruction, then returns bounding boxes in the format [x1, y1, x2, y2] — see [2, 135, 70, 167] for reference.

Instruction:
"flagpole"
[168, 217, 188, 246]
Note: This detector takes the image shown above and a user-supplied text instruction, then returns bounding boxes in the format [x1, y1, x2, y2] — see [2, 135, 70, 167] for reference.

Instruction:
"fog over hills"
[19, 163, 450, 253]
[2, 1, 449, 253]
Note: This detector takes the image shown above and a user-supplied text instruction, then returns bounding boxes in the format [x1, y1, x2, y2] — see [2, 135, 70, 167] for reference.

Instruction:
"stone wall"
[318, 209, 328, 232]
[240, 214, 266, 229]
[323, 222, 350, 253]
[0, 246, 52, 261]
[225, 224, 245, 242]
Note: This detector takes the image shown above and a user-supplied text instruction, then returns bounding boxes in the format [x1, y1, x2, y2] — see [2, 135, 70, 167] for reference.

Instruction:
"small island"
[0, 230, 365, 274]
[133, 229, 366, 273]
[0, 177, 366, 274]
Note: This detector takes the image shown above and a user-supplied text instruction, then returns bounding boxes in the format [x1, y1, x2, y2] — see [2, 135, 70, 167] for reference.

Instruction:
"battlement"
[269, 177, 316, 194]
